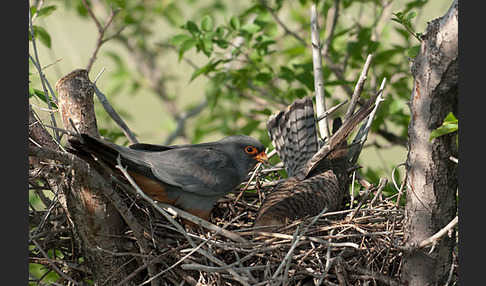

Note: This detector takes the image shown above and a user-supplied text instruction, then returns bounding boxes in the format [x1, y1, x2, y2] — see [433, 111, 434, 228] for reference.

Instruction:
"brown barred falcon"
[254, 96, 376, 227]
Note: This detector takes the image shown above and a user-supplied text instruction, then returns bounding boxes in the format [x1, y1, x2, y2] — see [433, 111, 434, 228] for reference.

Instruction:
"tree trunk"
[52, 69, 137, 285]
[401, 1, 458, 285]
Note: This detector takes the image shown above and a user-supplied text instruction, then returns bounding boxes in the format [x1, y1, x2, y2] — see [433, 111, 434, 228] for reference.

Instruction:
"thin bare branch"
[163, 99, 208, 145]
[115, 156, 247, 243]
[31, 238, 80, 285]
[344, 54, 374, 122]
[29, 8, 59, 142]
[322, 0, 340, 57]
[259, 0, 307, 45]
[310, 4, 331, 140]
[418, 216, 458, 249]
[82, 1, 120, 72]
[316, 100, 348, 122]
[93, 84, 139, 144]
[348, 77, 387, 165]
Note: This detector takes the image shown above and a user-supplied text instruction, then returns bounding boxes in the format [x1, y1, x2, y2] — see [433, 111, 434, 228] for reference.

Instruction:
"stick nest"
[61, 167, 407, 285]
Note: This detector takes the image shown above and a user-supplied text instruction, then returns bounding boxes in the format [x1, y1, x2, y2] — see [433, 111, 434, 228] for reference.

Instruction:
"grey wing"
[267, 97, 318, 177]
[129, 143, 175, 152]
[143, 147, 241, 197]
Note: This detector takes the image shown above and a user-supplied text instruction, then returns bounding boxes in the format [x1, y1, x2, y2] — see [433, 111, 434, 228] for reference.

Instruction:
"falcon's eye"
[244, 146, 257, 155]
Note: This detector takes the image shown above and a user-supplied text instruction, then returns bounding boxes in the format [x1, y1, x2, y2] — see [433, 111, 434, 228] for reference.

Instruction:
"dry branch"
[92, 84, 139, 144]
[310, 3, 331, 140]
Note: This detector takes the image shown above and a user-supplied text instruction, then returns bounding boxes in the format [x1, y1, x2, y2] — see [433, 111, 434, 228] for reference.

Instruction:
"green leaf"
[230, 16, 240, 30]
[278, 66, 295, 83]
[30, 6, 37, 17]
[31, 25, 51, 48]
[241, 119, 260, 135]
[75, 1, 89, 17]
[201, 37, 213, 57]
[189, 60, 220, 82]
[388, 99, 406, 115]
[407, 45, 421, 58]
[185, 21, 200, 35]
[36, 5, 57, 17]
[255, 72, 272, 83]
[295, 71, 314, 91]
[430, 124, 458, 140]
[215, 26, 225, 38]
[213, 38, 229, 49]
[178, 38, 197, 61]
[241, 23, 261, 34]
[170, 34, 192, 46]
[107, 0, 126, 9]
[201, 15, 214, 32]
[99, 128, 126, 142]
[430, 112, 458, 140]
[406, 11, 417, 21]
[443, 112, 458, 124]
[290, 87, 307, 98]
[374, 48, 404, 64]
[29, 87, 58, 108]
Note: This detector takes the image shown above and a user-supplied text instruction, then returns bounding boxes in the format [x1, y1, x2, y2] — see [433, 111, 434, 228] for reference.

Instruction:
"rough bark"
[40, 69, 137, 285]
[401, 1, 458, 285]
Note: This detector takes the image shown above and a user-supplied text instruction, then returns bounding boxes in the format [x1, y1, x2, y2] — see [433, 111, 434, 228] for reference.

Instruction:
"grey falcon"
[68, 134, 268, 221]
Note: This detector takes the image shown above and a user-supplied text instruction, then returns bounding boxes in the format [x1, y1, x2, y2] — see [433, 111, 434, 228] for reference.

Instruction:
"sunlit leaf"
[30, 25, 51, 48]
[170, 34, 192, 46]
[201, 15, 214, 32]
[430, 112, 458, 140]
[230, 16, 240, 30]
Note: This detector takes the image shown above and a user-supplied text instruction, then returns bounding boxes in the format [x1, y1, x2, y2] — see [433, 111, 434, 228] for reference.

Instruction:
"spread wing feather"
[267, 97, 318, 177]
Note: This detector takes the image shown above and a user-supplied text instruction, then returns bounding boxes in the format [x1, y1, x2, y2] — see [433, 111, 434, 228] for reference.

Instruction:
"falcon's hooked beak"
[254, 151, 269, 165]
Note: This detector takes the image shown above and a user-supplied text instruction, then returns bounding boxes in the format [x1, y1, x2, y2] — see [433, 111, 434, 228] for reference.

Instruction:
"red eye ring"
[244, 146, 257, 155]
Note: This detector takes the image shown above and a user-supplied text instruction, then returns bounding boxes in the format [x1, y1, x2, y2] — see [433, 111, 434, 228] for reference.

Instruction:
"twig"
[344, 54, 374, 122]
[370, 178, 388, 206]
[322, 0, 341, 57]
[235, 148, 270, 202]
[115, 156, 247, 243]
[29, 8, 59, 142]
[115, 156, 250, 285]
[310, 4, 331, 140]
[350, 170, 356, 208]
[29, 105, 65, 152]
[316, 100, 348, 122]
[272, 226, 301, 280]
[444, 252, 456, 286]
[346, 265, 402, 286]
[163, 99, 208, 145]
[253, 231, 359, 249]
[31, 238, 80, 285]
[392, 163, 407, 208]
[348, 77, 387, 165]
[348, 178, 387, 221]
[82, 0, 120, 72]
[157, 202, 247, 243]
[259, 0, 306, 45]
[92, 84, 139, 144]
[318, 230, 335, 285]
[141, 215, 246, 286]
[418, 216, 458, 249]
[273, 207, 345, 281]
[93, 67, 105, 84]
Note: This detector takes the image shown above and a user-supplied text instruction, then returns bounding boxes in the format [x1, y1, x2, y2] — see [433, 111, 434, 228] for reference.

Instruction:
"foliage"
[30, 0, 424, 150]
[430, 111, 458, 141]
